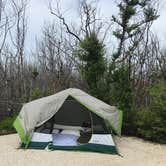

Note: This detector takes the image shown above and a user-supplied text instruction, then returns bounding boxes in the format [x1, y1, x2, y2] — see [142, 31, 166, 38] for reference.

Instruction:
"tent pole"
[89, 112, 93, 135]
[50, 116, 54, 134]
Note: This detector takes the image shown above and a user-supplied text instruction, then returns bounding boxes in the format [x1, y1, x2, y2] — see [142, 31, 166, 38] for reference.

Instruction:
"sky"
[26, 0, 166, 50]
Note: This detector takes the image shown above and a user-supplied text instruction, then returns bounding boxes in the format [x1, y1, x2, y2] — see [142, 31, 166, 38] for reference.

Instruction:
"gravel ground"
[0, 134, 165, 166]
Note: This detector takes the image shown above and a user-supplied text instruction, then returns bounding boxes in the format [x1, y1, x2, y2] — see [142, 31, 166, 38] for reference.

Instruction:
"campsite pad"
[1, 134, 166, 166]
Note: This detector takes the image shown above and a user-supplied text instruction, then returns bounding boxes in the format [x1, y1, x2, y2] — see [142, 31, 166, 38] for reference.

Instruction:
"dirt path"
[0, 134, 165, 166]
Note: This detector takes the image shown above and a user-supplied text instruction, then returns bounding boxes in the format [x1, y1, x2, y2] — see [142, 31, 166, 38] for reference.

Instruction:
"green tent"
[13, 88, 122, 154]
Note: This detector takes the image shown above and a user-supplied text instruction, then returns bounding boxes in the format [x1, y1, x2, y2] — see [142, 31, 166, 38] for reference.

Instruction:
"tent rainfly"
[13, 88, 123, 154]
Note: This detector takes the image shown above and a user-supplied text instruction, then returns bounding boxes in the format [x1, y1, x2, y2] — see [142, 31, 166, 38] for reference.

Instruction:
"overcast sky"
[26, 0, 166, 50]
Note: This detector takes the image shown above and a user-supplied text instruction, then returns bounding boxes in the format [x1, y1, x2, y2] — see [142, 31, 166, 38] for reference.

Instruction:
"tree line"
[0, 0, 165, 143]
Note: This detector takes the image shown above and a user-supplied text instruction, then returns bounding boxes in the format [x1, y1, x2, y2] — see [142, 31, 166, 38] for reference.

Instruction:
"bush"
[31, 88, 51, 100]
[121, 82, 166, 144]
[134, 82, 166, 144]
[0, 116, 16, 132]
[122, 109, 138, 136]
[135, 109, 166, 144]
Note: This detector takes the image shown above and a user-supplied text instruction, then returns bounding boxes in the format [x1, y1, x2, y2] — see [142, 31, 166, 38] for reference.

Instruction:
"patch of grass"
[0, 116, 16, 133]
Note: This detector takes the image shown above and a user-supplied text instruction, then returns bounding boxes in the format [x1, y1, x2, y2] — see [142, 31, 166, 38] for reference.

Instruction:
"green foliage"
[135, 109, 166, 144]
[119, 2, 136, 22]
[150, 83, 166, 117]
[112, 0, 159, 61]
[0, 116, 16, 132]
[32, 68, 39, 80]
[131, 82, 166, 144]
[109, 65, 132, 110]
[144, 7, 159, 22]
[77, 32, 107, 100]
[122, 108, 138, 135]
[31, 88, 51, 100]
[108, 65, 135, 136]
[109, 0, 163, 144]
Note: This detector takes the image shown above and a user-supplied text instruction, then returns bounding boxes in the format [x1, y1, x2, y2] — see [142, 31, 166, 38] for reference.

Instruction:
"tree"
[49, 0, 110, 97]
[110, 0, 159, 111]
[112, 0, 159, 62]
[35, 22, 78, 92]
[11, 0, 28, 99]
[77, 32, 106, 99]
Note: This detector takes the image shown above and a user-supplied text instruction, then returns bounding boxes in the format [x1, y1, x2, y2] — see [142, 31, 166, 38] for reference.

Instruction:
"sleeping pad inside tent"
[13, 88, 122, 154]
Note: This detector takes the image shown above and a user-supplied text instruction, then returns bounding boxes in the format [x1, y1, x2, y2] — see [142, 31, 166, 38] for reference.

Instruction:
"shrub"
[122, 109, 138, 135]
[31, 88, 43, 100]
[134, 82, 166, 144]
[135, 109, 166, 144]
[0, 116, 16, 132]
[31, 88, 51, 100]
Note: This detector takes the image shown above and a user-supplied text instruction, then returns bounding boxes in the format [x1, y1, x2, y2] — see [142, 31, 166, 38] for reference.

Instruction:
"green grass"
[0, 116, 16, 132]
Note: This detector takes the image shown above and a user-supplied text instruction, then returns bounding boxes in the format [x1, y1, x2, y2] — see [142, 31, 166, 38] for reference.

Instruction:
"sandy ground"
[0, 134, 165, 166]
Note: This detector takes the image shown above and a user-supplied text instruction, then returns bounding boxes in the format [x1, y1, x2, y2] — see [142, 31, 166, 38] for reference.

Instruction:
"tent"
[13, 88, 122, 154]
